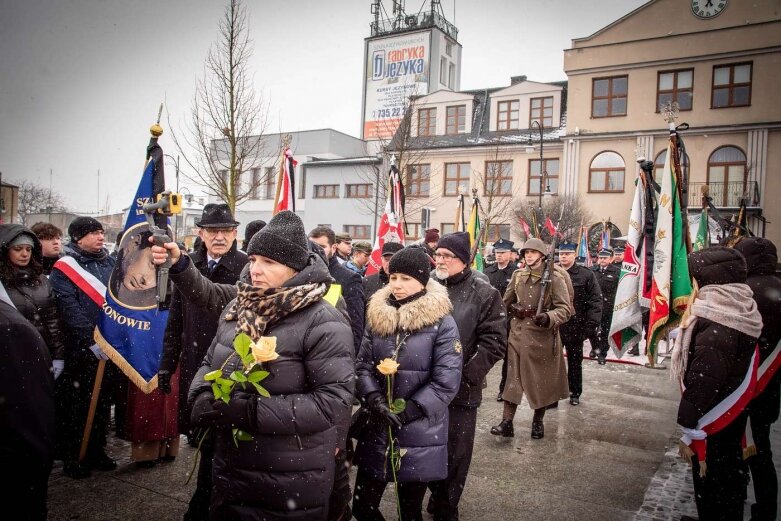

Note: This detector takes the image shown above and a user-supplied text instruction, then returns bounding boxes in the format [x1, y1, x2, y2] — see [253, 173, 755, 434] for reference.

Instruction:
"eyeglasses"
[434, 252, 457, 260]
[202, 228, 236, 236]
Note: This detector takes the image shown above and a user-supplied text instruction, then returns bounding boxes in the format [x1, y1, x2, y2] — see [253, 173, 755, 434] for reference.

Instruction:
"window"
[344, 225, 371, 240]
[250, 168, 261, 199]
[707, 146, 747, 206]
[448, 63, 455, 90]
[262, 167, 276, 199]
[657, 69, 693, 111]
[592, 76, 628, 117]
[440, 57, 448, 85]
[712, 63, 752, 108]
[530, 97, 554, 128]
[497, 100, 519, 130]
[440, 223, 456, 235]
[314, 184, 339, 198]
[528, 158, 560, 195]
[485, 161, 512, 196]
[589, 152, 625, 192]
[406, 223, 421, 241]
[346, 184, 372, 198]
[443, 162, 470, 196]
[446, 105, 466, 134]
[418, 108, 436, 136]
[486, 224, 510, 242]
[406, 164, 430, 197]
[251, 167, 275, 200]
[653, 150, 667, 179]
[445, 41, 452, 57]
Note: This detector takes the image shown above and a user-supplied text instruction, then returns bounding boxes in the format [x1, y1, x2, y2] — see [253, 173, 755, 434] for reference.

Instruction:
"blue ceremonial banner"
[94, 131, 169, 393]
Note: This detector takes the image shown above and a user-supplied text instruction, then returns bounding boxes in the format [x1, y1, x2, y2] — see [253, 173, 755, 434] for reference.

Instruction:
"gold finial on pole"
[281, 133, 292, 149]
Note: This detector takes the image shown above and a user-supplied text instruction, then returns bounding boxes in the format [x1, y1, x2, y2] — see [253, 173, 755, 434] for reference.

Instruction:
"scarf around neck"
[671, 282, 763, 383]
[224, 280, 327, 341]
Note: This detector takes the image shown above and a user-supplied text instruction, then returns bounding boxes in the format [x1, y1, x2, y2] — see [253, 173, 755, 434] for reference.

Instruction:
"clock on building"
[691, 0, 728, 19]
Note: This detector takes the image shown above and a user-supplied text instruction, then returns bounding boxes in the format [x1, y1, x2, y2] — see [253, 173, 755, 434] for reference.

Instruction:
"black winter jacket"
[0, 301, 55, 470]
[677, 317, 757, 429]
[483, 262, 517, 298]
[435, 269, 506, 407]
[159, 242, 247, 433]
[592, 263, 620, 322]
[328, 255, 365, 354]
[355, 282, 462, 482]
[363, 269, 388, 303]
[560, 263, 602, 343]
[49, 243, 114, 361]
[0, 225, 66, 360]
[171, 253, 355, 521]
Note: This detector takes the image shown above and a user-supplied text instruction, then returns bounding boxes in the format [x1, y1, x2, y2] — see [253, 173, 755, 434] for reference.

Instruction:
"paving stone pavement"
[46, 359, 776, 520]
[634, 419, 781, 521]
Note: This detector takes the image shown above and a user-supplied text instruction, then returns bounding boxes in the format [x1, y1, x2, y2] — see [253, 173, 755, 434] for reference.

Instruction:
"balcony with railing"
[370, 11, 458, 40]
[688, 180, 760, 208]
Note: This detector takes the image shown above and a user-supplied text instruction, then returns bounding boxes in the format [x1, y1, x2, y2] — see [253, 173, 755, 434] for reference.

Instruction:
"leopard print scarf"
[224, 281, 328, 341]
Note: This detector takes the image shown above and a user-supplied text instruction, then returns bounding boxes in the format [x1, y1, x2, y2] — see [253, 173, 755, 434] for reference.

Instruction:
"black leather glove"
[210, 397, 254, 430]
[191, 392, 216, 428]
[533, 313, 550, 328]
[366, 392, 402, 428]
[396, 400, 424, 425]
[158, 370, 172, 395]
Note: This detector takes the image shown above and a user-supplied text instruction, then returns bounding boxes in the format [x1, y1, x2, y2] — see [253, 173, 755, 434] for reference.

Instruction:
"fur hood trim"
[367, 279, 452, 336]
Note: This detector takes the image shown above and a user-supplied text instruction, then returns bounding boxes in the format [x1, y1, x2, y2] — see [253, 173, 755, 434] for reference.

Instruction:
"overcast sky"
[0, 0, 646, 215]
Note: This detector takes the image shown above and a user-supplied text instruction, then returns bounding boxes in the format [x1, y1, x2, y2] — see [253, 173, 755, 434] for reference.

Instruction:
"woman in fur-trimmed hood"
[353, 247, 462, 521]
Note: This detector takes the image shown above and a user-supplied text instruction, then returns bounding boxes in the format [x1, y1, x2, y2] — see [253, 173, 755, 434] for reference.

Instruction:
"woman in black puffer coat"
[673, 246, 763, 521]
[0, 224, 65, 375]
[353, 247, 462, 521]
[156, 211, 354, 521]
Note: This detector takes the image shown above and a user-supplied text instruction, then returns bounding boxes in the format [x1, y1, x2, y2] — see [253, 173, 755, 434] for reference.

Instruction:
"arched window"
[708, 146, 747, 206]
[653, 150, 666, 178]
[589, 151, 625, 193]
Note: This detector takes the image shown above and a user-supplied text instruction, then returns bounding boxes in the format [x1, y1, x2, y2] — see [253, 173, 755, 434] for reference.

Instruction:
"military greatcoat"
[502, 265, 572, 409]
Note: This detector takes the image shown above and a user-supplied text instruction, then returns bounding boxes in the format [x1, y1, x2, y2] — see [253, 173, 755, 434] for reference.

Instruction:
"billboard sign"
[363, 31, 430, 140]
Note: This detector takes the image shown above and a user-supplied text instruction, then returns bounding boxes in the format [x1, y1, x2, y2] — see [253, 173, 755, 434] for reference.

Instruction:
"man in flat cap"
[334, 232, 352, 264]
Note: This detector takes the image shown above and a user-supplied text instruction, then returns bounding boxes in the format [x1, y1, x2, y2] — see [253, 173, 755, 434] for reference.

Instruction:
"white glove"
[52, 359, 64, 379]
[89, 343, 109, 361]
[679, 426, 706, 446]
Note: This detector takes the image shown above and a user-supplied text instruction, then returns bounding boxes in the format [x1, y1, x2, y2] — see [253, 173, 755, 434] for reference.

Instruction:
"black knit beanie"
[687, 246, 747, 288]
[68, 217, 104, 242]
[436, 232, 471, 265]
[243, 220, 266, 248]
[247, 211, 309, 272]
[389, 247, 431, 287]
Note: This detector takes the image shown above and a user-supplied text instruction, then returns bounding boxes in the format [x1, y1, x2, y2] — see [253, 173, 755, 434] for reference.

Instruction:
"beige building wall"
[564, 0, 781, 246]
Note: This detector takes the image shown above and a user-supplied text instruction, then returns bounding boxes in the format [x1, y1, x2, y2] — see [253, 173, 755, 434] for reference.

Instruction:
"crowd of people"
[1, 205, 779, 521]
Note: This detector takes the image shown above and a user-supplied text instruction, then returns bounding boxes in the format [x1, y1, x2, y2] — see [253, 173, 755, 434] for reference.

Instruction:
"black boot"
[588, 349, 597, 359]
[569, 394, 580, 406]
[87, 450, 117, 471]
[628, 346, 640, 356]
[531, 419, 544, 439]
[490, 420, 514, 438]
[496, 391, 504, 402]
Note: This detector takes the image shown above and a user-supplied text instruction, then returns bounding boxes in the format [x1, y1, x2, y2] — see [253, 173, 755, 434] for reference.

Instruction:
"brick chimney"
[510, 75, 527, 85]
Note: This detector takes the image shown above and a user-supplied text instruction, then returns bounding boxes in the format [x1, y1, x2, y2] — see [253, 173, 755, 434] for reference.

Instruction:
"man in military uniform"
[334, 232, 352, 264]
[491, 238, 571, 439]
[484, 239, 518, 402]
[612, 246, 625, 268]
[484, 239, 516, 297]
[557, 242, 602, 405]
[590, 248, 620, 364]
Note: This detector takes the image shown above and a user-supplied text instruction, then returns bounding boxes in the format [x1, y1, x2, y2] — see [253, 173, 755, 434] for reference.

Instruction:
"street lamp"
[528, 120, 552, 208]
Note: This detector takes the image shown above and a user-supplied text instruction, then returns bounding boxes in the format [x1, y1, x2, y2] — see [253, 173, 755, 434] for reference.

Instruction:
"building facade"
[563, 0, 781, 245]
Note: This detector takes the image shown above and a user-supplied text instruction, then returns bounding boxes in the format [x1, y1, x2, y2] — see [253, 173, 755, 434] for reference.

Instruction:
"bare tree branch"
[166, 0, 271, 212]
[12, 179, 68, 226]
[513, 193, 593, 243]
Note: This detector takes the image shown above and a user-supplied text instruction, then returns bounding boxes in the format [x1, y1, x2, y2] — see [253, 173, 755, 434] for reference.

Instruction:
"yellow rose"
[377, 358, 400, 376]
[251, 336, 279, 363]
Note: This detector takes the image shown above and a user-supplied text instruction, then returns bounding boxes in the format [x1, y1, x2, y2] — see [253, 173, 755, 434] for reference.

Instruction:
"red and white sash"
[682, 347, 759, 462]
[52, 256, 106, 307]
[755, 338, 781, 397]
